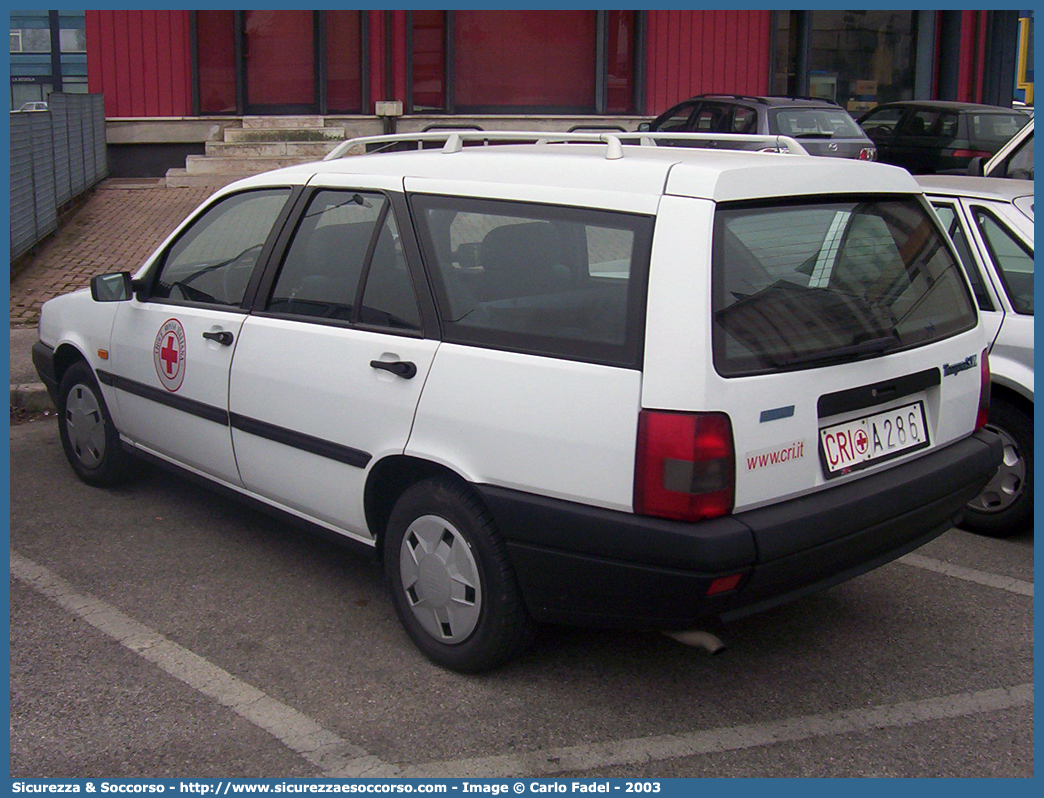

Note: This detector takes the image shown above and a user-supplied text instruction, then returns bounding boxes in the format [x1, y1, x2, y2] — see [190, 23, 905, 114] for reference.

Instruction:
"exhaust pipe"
[662, 629, 727, 655]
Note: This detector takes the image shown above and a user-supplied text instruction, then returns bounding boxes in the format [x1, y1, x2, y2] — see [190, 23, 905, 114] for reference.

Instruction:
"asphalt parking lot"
[9, 417, 1034, 778]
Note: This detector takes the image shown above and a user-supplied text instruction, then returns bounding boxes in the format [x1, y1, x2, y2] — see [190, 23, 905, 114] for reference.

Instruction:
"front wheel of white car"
[383, 477, 535, 672]
[57, 361, 132, 487]
[962, 398, 1033, 538]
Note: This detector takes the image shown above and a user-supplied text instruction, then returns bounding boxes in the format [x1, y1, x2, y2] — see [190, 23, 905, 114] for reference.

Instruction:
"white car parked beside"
[35, 131, 1002, 671]
[920, 175, 1034, 537]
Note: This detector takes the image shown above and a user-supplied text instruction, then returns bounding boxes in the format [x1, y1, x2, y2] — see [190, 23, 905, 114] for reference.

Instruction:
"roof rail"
[322, 130, 810, 162]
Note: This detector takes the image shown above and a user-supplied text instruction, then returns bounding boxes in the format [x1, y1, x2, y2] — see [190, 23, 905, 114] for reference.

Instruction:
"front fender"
[39, 290, 123, 424]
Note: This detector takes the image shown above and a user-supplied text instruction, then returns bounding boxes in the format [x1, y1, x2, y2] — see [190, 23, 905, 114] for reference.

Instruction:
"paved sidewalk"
[10, 179, 215, 410]
[11, 179, 213, 328]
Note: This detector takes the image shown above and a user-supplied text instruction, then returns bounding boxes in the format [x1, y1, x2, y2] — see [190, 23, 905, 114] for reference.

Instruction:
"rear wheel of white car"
[57, 361, 131, 487]
[383, 477, 535, 672]
[962, 398, 1033, 537]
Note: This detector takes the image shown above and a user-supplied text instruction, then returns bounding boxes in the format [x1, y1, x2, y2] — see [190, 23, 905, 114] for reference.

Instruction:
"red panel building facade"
[85, 10, 776, 119]
[85, 9, 1021, 122]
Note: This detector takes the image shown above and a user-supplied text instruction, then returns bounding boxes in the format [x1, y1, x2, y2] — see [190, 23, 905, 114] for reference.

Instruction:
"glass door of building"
[244, 10, 317, 114]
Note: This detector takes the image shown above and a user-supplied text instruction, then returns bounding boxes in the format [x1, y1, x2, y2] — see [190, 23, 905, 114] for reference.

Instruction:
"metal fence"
[10, 93, 107, 261]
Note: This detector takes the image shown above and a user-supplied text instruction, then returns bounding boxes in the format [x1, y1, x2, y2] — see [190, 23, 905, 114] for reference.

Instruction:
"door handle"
[370, 359, 417, 379]
[202, 330, 234, 346]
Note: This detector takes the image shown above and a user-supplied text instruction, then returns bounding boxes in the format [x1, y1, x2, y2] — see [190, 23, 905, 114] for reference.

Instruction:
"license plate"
[819, 401, 930, 477]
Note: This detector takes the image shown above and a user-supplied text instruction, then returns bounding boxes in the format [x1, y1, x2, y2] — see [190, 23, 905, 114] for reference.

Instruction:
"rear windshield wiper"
[777, 336, 898, 369]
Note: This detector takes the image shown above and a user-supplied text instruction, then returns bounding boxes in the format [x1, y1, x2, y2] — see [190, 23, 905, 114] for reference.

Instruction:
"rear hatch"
[711, 194, 983, 513]
[769, 106, 874, 159]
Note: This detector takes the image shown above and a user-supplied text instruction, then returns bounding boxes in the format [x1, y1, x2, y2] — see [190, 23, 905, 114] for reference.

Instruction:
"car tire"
[383, 476, 536, 672]
[57, 361, 132, 487]
[961, 398, 1033, 537]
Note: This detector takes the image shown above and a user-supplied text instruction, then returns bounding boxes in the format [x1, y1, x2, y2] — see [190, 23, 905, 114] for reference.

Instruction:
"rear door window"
[265, 190, 422, 331]
[411, 195, 652, 366]
[859, 107, 904, 137]
[730, 106, 758, 133]
[712, 197, 978, 376]
[930, 201, 995, 311]
[972, 207, 1034, 315]
[690, 103, 729, 132]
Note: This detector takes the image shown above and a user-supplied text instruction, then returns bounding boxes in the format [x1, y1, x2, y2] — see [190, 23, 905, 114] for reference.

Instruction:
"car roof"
[225, 142, 921, 207]
[915, 174, 1034, 203]
[867, 100, 1030, 114]
[683, 94, 842, 109]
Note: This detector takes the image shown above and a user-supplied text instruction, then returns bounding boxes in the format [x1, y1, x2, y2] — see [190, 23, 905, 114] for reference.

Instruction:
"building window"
[197, 10, 237, 114]
[606, 11, 637, 114]
[59, 28, 86, 53]
[453, 11, 597, 113]
[61, 76, 89, 94]
[412, 11, 638, 115]
[244, 10, 315, 110]
[774, 11, 917, 113]
[412, 10, 446, 112]
[326, 11, 363, 113]
[11, 28, 50, 53]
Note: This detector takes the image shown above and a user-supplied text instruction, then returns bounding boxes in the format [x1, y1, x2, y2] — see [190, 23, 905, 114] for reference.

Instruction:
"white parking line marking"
[10, 551, 400, 778]
[11, 550, 1033, 778]
[402, 684, 1034, 778]
[897, 553, 1034, 597]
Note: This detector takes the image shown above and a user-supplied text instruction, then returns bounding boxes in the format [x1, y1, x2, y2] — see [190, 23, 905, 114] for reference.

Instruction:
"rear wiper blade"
[779, 336, 897, 368]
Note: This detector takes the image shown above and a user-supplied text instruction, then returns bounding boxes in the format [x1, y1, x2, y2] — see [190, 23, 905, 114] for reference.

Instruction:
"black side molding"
[97, 369, 229, 425]
[230, 413, 371, 469]
[99, 369, 372, 470]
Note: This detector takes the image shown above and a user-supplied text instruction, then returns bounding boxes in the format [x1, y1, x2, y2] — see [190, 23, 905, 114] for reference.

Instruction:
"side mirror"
[90, 272, 134, 302]
[966, 156, 986, 177]
[636, 122, 651, 133]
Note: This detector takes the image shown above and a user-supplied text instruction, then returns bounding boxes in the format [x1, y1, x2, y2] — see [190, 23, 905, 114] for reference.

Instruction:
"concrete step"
[164, 169, 245, 189]
[184, 154, 320, 175]
[224, 127, 347, 143]
[242, 115, 325, 129]
[205, 140, 340, 158]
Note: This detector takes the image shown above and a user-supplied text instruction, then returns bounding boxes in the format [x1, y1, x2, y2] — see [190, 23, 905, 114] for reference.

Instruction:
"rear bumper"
[478, 429, 1003, 628]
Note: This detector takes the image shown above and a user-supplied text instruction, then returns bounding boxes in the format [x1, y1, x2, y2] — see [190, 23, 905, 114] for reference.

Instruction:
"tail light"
[634, 410, 734, 523]
[858, 147, 877, 161]
[951, 149, 992, 160]
[976, 348, 991, 431]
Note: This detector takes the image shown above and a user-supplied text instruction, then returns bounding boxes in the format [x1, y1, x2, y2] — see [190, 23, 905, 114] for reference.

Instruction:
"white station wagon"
[34, 131, 1003, 671]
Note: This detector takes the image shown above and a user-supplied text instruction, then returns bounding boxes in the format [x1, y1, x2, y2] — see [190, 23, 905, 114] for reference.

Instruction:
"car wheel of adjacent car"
[57, 361, 131, 487]
[962, 398, 1033, 537]
[383, 477, 535, 673]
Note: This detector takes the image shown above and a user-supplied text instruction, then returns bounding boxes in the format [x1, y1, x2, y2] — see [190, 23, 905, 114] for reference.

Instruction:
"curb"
[11, 383, 54, 413]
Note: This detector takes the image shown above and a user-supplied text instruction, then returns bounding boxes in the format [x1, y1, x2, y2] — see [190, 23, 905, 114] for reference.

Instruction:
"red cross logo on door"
[160, 334, 179, 376]
[153, 318, 187, 392]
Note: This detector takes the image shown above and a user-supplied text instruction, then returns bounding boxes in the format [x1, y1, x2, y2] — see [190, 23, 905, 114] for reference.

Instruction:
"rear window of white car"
[712, 196, 978, 376]
[411, 195, 653, 366]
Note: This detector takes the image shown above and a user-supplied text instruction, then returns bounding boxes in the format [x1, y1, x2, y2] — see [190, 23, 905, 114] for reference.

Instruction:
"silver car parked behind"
[920, 175, 1034, 537]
